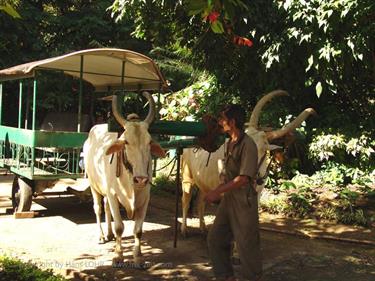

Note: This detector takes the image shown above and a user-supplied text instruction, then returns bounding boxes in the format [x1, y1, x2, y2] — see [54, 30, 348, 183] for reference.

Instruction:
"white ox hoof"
[199, 223, 207, 234]
[133, 246, 143, 267]
[99, 236, 106, 244]
[133, 258, 143, 269]
[106, 233, 115, 242]
[180, 224, 188, 238]
[112, 256, 124, 267]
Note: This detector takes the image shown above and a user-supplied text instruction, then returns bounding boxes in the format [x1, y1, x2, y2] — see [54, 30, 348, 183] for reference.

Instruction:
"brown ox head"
[105, 92, 165, 188]
[246, 90, 316, 193]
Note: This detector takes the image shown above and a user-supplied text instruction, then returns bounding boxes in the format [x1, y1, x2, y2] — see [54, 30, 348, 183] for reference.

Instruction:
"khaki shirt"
[224, 133, 258, 188]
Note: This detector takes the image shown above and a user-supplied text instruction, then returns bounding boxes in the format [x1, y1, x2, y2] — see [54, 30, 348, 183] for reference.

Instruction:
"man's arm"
[205, 175, 249, 203]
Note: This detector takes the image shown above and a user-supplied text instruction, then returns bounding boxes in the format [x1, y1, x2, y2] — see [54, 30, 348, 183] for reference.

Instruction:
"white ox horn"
[142, 91, 156, 125]
[112, 91, 156, 126]
[266, 108, 316, 141]
[112, 95, 127, 127]
[248, 90, 288, 128]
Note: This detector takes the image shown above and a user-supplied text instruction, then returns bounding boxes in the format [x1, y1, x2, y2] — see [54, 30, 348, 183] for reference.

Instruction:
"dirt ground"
[0, 175, 374, 281]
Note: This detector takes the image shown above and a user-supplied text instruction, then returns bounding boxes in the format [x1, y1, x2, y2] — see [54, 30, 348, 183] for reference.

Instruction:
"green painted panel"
[33, 130, 88, 147]
[108, 119, 207, 136]
[159, 138, 199, 149]
[150, 121, 206, 136]
[0, 125, 88, 148]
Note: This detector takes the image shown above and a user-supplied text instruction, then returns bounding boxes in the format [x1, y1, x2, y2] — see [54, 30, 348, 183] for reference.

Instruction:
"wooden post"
[173, 147, 182, 248]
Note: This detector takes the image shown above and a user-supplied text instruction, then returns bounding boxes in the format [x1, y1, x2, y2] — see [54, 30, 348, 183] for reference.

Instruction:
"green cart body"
[0, 48, 169, 211]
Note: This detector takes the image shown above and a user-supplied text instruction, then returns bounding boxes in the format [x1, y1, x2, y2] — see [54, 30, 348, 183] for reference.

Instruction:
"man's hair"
[220, 104, 246, 130]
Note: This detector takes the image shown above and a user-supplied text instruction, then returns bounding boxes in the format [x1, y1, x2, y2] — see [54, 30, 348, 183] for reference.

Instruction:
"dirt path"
[0, 175, 374, 281]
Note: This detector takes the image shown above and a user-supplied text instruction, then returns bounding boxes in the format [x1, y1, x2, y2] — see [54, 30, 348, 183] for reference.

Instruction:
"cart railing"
[0, 125, 87, 180]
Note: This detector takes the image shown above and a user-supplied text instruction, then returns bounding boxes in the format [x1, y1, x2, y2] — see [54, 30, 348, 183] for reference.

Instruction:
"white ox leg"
[133, 198, 149, 266]
[91, 189, 106, 244]
[197, 190, 207, 233]
[181, 180, 193, 237]
[107, 195, 124, 262]
[104, 197, 114, 241]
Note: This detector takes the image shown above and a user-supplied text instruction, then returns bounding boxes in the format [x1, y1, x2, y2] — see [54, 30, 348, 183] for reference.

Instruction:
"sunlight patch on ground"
[326, 225, 356, 234]
[79, 220, 170, 237]
[343, 255, 363, 265]
[177, 215, 215, 228]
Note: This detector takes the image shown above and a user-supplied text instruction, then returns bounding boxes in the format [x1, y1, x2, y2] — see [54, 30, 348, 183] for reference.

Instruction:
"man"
[205, 104, 263, 281]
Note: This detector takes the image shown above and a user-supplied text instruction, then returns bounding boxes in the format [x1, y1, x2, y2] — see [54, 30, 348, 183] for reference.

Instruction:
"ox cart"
[0, 48, 172, 213]
[0, 48, 221, 216]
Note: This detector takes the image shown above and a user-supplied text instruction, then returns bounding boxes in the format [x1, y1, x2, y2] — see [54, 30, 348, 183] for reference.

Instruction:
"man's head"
[219, 104, 246, 132]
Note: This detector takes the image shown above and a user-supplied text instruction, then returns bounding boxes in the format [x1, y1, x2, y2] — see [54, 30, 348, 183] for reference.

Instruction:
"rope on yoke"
[155, 156, 177, 172]
[150, 155, 178, 183]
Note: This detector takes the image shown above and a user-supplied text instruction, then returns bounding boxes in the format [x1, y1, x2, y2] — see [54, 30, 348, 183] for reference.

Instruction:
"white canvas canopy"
[0, 48, 168, 92]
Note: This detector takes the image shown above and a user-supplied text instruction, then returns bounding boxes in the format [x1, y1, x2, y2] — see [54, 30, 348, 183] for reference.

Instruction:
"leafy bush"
[309, 132, 375, 171]
[152, 174, 177, 195]
[0, 256, 67, 281]
[261, 182, 316, 218]
[262, 163, 375, 226]
[158, 74, 223, 121]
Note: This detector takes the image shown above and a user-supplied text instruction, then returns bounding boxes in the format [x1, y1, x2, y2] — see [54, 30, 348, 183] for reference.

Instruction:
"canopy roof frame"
[0, 48, 169, 92]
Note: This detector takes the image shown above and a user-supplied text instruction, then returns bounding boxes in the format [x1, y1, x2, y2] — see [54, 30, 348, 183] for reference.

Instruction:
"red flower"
[232, 35, 253, 47]
[207, 11, 220, 23]
[242, 37, 253, 47]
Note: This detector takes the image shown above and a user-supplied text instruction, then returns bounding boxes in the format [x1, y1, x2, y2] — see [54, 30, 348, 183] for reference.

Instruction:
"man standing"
[205, 104, 263, 281]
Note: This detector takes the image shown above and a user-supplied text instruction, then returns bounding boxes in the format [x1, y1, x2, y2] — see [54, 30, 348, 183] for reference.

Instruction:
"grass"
[0, 256, 68, 281]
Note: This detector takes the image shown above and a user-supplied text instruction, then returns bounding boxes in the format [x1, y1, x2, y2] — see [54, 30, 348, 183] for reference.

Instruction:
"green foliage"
[0, 256, 67, 281]
[281, 183, 317, 217]
[149, 46, 199, 92]
[152, 174, 176, 195]
[109, 0, 374, 136]
[309, 132, 375, 171]
[316, 185, 369, 226]
[260, 194, 291, 215]
[263, 165, 375, 226]
[159, 74, 227, 121]
[267, 0, 374, 96]
[317, 204, 368, 226]
[109, 0, 184, 47]
[0, 1, 20, 18]
[0, 0, 152, 124]
[0, 0, 149, 67]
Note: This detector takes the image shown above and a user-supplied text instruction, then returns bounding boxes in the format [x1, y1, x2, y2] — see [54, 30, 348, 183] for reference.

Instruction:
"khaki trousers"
[207, 187, 262, 279]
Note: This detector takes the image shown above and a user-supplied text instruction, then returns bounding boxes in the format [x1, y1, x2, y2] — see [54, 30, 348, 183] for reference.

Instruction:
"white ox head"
[105, 92, 165, 188]
[246, 90, 316, 193]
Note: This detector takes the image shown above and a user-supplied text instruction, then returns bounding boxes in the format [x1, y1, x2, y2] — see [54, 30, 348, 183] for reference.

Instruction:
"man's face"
[218, 113, 234, 133]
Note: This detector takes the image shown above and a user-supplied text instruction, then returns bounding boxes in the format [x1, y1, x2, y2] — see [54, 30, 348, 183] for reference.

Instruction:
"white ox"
[83, 92, 165, 264]
[181, 90, 315, 236]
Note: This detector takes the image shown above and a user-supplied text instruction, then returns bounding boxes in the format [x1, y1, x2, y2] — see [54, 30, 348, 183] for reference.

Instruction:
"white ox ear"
[151, 141, 166, 158]
[106, 140, 125, 155]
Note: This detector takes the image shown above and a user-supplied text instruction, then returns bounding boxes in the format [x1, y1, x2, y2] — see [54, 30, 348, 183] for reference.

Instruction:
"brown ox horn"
[248, 90, 288, 128]
[266, 108, 316, 141]
[142, 91, 156, 125]
[112, 95, 127, 127]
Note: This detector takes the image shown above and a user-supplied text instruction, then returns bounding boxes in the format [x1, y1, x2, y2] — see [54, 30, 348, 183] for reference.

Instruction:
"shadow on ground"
[1, 177, 374, 281]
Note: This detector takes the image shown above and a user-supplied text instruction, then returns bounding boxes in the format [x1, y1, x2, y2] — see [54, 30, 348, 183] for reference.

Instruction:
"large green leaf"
[210, 20, 224, 33]
[0, 3, 21, 18]
[187, 0, 207, 16]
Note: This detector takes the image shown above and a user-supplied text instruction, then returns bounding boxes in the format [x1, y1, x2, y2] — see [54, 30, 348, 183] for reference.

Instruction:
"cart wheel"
[12, 176, 33, 212]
